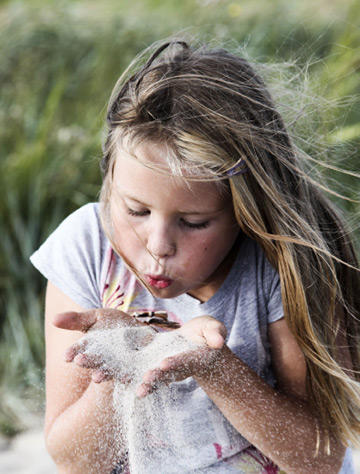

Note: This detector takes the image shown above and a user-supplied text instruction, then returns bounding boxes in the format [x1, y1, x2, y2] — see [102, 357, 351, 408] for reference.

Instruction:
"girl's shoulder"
[30, 203, 113, 309]
[236, 234, 278, 284]
[56, 202, 101, 234]
[231, 235, 283, 322]
[31, 202, 107, 271]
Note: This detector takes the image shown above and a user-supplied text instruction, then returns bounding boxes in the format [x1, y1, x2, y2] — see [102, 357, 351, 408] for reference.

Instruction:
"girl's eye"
[126, 208, 209, 229]
[180, 219, 210, 230]
[127, 208, 149, 217]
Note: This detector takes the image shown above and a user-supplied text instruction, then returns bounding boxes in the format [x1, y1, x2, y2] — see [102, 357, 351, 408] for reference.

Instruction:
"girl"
[31, 40, 360, 473]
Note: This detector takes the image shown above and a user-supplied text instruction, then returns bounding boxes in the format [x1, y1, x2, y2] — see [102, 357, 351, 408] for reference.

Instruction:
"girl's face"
[109, 141, 240, 302]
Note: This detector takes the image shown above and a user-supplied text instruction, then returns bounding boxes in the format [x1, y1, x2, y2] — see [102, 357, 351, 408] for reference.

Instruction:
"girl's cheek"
[113, 214, 140, 238]
[182, 240, 210, 264]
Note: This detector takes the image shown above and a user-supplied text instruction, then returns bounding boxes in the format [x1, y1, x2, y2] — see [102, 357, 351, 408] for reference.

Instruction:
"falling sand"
[83, 325, 199, 473]
[81, 325, 273, 473]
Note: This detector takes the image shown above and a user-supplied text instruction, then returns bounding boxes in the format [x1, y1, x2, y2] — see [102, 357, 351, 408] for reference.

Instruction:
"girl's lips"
[145, 275, 173, 289]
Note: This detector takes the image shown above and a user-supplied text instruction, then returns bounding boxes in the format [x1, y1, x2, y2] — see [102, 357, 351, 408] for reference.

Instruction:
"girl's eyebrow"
[123, 195, 148, 207]
[122, 194, 226, 215]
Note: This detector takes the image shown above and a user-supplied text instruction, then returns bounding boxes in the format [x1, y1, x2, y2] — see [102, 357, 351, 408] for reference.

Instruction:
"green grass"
[0, 0, 359, 435]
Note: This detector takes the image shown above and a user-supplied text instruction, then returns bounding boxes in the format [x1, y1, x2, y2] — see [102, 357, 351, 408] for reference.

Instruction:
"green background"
[0, 0, 359, 436]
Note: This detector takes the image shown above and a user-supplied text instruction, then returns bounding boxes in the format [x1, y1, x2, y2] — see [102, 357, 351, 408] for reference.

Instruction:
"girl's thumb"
[53, 310, 97, 332]
[204, 322, 226, 349]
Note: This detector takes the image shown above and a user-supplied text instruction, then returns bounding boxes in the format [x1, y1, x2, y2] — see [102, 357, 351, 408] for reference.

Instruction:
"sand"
[1, 430, 360, 473]
[83, 326, 198, 473]
[2, 324, 359, 473]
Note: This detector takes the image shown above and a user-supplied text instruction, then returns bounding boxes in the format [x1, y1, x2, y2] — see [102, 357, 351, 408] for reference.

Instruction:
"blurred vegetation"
[0, 0, 359, 436]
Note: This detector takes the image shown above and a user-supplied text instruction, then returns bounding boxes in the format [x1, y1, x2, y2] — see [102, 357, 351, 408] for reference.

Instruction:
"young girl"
[30, 40, 360, 473]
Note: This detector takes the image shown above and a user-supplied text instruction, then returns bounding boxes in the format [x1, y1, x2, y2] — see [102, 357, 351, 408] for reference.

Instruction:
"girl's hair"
[100, 40, 360, 449]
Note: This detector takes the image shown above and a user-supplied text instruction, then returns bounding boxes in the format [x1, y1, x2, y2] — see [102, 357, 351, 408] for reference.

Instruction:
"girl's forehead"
[115, 138, 179, 174]
[112, 142, 229, 207]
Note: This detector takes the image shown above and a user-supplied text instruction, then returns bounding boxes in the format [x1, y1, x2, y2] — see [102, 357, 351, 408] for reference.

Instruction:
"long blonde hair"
[100, 40, 360, 448]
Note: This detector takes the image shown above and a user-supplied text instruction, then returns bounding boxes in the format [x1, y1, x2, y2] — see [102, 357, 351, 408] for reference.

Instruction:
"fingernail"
[160, 360, 171, 370]
[136, 385, 149, 398]
[136, 387, 145, 398]
[64, 350, 74, 362]
[74, 354, 86, 366]
[92, 372, 104, 383]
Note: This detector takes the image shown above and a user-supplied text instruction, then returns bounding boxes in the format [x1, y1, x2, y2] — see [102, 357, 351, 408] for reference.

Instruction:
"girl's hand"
[53, 308, 139, 333]
[54, 308, 153, 384]
[176, 315, 227, 349]
[137, 315, 227, 397]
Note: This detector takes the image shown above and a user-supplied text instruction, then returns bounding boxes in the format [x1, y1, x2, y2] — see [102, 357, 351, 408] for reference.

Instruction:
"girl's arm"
[197, 319, 346, 473]
[139, 317, 346, 474]
[44, 281, 124, 474]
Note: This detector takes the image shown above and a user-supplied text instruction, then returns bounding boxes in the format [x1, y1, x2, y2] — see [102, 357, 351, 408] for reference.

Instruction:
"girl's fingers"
[159, 355, 185, 372]
[142, 368, 167, 385]
[137, 352, 199, 397]
[160, 348, 213, 373]
[203, 319, 227, 349]
[136, 383, 151, 398]
[137, 367, 186, 398]
[54, 310, 98, 332]
[120, 373, 133, 385]
[64, 339, 88, 362]
[176, 315, 227, 348]
[203, 326, 225, 349]
[73, 352, 104, 369]
[54, 308, 144, 333]
[92, 369, 112, 383]
[65, 339, 106, 369]
[136, 370, 169, 398]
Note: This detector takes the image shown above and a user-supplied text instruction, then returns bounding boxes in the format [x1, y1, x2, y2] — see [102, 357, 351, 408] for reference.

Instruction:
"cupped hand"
[137, 315, 227, 398]
[176, 315, 227, 349]
[53, 308, 139, 333]
[54, 308, 155, 384]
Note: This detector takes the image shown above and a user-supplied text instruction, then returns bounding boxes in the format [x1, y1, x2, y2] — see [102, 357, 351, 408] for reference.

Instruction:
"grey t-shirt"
[30, 203, 283, 382]
[30, 203, 354, 473]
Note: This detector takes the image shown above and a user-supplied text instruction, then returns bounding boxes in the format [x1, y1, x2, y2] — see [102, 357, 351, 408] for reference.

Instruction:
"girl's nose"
[146, 225, 176, 259]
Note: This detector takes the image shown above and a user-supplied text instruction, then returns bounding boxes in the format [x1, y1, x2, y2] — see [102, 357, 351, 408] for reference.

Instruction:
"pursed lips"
[145, 274, 173, 289]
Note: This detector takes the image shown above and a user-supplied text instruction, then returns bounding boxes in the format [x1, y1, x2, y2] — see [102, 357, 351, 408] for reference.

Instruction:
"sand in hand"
[83, 325, 199, 473]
